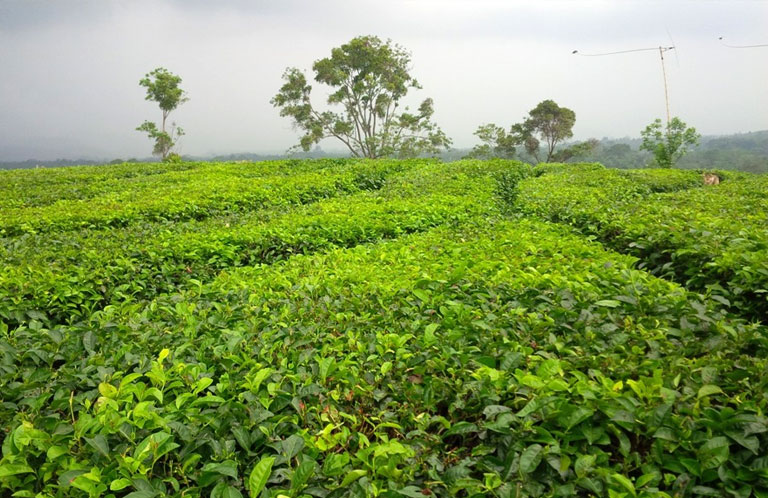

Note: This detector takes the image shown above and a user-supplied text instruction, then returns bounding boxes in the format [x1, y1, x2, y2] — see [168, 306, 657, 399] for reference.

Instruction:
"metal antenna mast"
[658, 46, 671, 126]
[572, 45, 675, 126]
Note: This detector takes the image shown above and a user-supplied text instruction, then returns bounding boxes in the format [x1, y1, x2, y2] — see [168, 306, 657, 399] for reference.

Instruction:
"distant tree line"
[576, 132, 768, 173]
[465, 100, 599, 163]
[4, 132, 767, 172]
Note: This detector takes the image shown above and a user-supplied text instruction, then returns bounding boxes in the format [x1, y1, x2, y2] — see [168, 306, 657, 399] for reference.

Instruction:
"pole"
[659, 47, 671, 127]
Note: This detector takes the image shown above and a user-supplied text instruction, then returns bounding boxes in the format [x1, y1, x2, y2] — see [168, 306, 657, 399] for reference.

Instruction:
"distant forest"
[585, 130, 768, 173]
[2, 130, 767, 173]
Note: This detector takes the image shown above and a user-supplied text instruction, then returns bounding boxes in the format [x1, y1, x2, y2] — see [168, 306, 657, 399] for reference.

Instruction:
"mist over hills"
[3, 130, 767, 173]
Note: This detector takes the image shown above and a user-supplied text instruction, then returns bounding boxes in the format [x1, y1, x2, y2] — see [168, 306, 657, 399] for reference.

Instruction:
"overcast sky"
[0, 0, 766, 160]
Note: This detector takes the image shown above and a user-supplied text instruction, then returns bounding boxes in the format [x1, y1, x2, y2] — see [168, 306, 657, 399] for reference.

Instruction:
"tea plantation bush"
[0, 160, 416, 236]
[0, 160, 514, 329]
[517, 167, 768, 321]
[1, 159, 766, 497]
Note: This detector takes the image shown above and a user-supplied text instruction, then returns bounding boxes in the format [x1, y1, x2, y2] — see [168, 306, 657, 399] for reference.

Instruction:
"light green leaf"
[291, 460, 315, 492]
[595, 299, 620, 308]
[46, 445, 69, 460]
[610, 473, 636, 497]
[424, 323, 438, 345]
[248, 456, 275, 497]
[98, 382, 118, 399]
[203, 460, 238, 479]
[380, 361, 393, 376]
[250, 367, 273, 393]
[412, 289, 429, 302]
[340, 469, 367, 487]
[158, 348, 170, 362]
[575, 454, 596, 478]
[635, 472, 660, 488]
[0, 463, 34, 478]
[110, 478, 133, 491]
[697, 384, 723, 399]
[322, 453, 349, 477]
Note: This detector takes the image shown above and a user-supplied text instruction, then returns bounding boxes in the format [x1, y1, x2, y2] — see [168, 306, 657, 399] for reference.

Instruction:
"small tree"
[272, 35, 451, 158]
[469, 100, 587, 163]
[466, 124, 519, 159]
[137, 67, 188, 160]
[520, 100, 576, 163]
[551, 138, 599, 163]
[640, 117, 700, 168]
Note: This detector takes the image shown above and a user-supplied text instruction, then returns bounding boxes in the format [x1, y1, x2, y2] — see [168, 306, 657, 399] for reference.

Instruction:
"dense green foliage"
[272, 36, 450, 159]
[467, 100, 597, 164]
[1, 159, 766, 497]
[566, 131, 768, 174]
[517, 166, 768, 321]
[640, 118, 701, 169]
[0, 159, 411, 236]
[0, 160, 503, 329]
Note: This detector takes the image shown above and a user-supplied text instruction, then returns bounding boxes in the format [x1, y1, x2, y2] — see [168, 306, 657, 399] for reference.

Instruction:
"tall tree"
[272, 35, 451, 159]
[137, 67, 188, 160]
[640, 117, 700, 168]
[520, 100, 576, 163]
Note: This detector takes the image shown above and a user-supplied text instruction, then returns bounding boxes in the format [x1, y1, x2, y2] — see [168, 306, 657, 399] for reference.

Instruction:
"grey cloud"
[0, 0, 766, 160]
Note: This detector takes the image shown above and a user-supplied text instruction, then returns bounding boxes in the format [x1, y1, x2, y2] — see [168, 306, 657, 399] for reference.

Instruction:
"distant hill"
[580, 130, 768, 173]
[2, 131, 767, 172]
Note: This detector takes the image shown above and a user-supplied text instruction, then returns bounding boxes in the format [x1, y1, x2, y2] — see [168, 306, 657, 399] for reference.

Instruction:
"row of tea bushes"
[0, 159, 418, 236]
[0, 159, 367, 210]
[0, 160, 520, 329]
[2, 218, 765, 496]
[517, 167, 768, 320]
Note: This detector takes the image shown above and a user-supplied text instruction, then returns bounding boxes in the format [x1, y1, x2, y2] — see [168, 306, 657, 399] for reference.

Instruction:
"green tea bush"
[517, 168, 768, 320]
[1, 219, 765, 497]
[0, 160, 417, 236]
[0, 160, 517, 329]
[492, 162, 534, 206]
[1, 159, 765, 497]
[532, 162, 606, 177]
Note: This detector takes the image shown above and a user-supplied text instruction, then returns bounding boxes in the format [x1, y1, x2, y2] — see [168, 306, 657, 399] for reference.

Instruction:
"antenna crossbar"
[571, 45, 675, 126]
[572, 46, 674, 57]
[719, 37, 768, 49]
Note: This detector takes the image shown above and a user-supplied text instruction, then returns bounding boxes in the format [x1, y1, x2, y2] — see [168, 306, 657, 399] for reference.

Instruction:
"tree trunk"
[161, 111, 168, 159]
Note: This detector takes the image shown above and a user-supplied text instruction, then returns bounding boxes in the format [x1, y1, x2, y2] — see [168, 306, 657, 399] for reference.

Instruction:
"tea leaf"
[248, 456, 275, 497]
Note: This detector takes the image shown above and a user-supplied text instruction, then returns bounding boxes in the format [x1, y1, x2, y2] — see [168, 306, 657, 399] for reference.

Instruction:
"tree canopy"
[468, 100, 590, 163]
[271, 35, 451, 159]
[521, 100, 576, 163]
[466, 124, 519, 160]
[640, 117, 701, 168]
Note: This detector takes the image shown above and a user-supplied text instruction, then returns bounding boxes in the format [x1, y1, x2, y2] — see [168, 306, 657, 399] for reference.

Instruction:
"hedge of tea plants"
[0, 160, 511, 330]
[1, 159, 766, 497]
[517, 167, 768, 321]
[0, 159, 416, 236]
